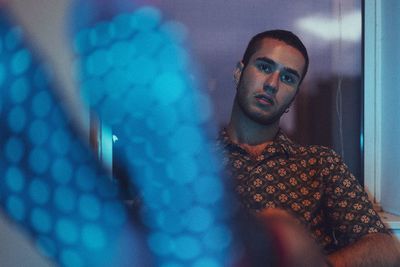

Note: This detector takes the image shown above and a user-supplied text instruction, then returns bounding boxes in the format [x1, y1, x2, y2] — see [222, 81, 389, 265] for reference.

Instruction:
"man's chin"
[238, 101, 284, 126]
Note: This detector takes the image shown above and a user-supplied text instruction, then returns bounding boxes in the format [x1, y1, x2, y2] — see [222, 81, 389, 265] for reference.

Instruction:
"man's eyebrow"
[283, 67, 301, 79]
[255, 57, 301, 79]
[255, 57, 276, 65]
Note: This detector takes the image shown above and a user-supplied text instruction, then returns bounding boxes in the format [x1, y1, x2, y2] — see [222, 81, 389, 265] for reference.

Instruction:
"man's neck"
[226, 102, 280, 156]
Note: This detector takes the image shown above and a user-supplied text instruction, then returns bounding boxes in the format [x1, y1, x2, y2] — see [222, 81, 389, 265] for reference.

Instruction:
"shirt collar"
[218, 128, 295, 158]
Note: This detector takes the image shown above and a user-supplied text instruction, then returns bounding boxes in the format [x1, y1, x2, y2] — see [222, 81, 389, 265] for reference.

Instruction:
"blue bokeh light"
[28, 178, 50, 205]
[60, 249, 83, 267]
[11, 48, 31, 75]
[7, 105, 26, 132]
[32, 65, 51, 89]
[28, 119, 49, 145]
[85, 49, 110, 76]
[193, 175, 223, 205]
[78, 194, 101, 220]
[131, 6, 161, 31]
[31, 208, 52, 233]
[168, 125, 203, 155]
[192, 257, 221, 267]
[151, 72, 185, 105]
[54, 186, 77, 213]
[103, 69, 131, 97]
[166, 154, 198, 184]
[203, 225, 232, 252]
[0, 64, 6, 87]
[50, 129, 72, 156]
[10, 77, 29, 103]
[148, 231, 173, 256]
[28, 147, 50, 174]
[134, 31, 163, 56]
[102, 201, 126, 227]
[112, 13, 135, 39]
[160, 21, 188, 45]
[89, 22, 115, 48]
[157, 43, 188, 72]
[6, 195, 26, 221]
[75, 164, 96, 191]
[55, 218, 79, 245]
[81, 224, 106, 250]
[5, 166, 25, 192]
[109, 41, 137, 67]
[161, 263, 184, 267]
[5, 136, 24, 163]
[160, 185, 193, 211]
[31, 90, 52, 118]
[99, 96, 125, 126]
[146, 104, 178, 136]
[81, 78, 105, 107]
[173, 235, 201, 260]
[155, 210, 185, 234]
[122, 89, 152, 118]
[184, 206, 213, 233]
[127, 56, 158, 86]
[95, 176, 119, 198]
[51, 158, 73, 184]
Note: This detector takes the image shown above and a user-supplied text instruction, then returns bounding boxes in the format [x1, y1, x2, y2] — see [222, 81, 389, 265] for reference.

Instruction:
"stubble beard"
[238, 97, 287, 125]
[236, 87, 290, 126]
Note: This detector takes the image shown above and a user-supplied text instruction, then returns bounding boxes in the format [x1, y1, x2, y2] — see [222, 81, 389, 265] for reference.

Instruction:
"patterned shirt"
[218, 128, 389, 253]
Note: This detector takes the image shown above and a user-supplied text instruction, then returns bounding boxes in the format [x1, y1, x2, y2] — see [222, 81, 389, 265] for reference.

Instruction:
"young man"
[219, 30, 400, 266]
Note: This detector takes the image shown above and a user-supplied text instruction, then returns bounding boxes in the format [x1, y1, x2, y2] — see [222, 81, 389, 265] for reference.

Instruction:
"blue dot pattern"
[74, 6, 236, 267]
[0, 11, 148, 267]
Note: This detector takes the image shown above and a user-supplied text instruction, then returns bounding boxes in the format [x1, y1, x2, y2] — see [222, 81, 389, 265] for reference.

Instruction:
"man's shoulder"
[279, 133, 340, 159]
[295, 143, 338, 156]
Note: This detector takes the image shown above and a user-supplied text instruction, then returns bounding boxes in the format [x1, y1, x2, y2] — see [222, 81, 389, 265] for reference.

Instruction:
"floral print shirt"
[218, 128, 389, 253]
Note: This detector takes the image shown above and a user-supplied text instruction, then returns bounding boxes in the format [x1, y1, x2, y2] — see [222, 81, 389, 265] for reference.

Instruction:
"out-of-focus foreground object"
[0, 8, 150, 267]
[71, 2, 241, 265]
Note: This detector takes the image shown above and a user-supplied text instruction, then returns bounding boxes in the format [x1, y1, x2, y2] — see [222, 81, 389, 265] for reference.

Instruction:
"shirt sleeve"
[322, 149, 390, 250]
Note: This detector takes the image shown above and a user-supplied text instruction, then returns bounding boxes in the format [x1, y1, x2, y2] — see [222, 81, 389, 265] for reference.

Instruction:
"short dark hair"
[242, 29, 309, 85]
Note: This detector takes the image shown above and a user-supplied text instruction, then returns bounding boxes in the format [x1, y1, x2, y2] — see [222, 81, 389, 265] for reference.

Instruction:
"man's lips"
[255, 94, 274, 105]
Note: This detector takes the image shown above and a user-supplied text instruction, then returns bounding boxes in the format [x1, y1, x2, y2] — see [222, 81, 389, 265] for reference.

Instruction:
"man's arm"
[320, 149, 400, 266]
[256, 208, 331, 267]
[328, 233, 400, 267]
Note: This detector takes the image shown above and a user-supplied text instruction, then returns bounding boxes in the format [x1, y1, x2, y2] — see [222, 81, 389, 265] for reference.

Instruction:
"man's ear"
[234, 61, 244, 87]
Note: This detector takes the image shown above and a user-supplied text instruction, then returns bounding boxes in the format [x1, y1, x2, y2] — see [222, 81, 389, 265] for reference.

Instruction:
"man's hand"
[256, 208, 331, 267]
[328, 232, 400, 267]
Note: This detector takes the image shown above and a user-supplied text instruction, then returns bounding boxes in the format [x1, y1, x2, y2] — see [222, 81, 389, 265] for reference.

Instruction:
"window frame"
[364, 0, 400, 232]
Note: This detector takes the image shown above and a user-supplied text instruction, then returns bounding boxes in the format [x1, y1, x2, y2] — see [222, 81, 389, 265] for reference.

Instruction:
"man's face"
[234, 38, 306, 125]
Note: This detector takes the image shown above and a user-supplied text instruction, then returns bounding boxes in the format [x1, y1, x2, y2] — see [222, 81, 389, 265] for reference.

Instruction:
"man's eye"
[280, 73, 298, 85]
[257, 63, 273, 73]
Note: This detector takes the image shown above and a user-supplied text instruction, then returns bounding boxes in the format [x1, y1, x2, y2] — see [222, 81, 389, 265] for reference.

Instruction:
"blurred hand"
[255, 208, 330, 267]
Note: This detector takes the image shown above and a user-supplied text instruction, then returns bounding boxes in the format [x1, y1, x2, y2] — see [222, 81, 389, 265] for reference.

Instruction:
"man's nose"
[264, 71, 279, 94]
